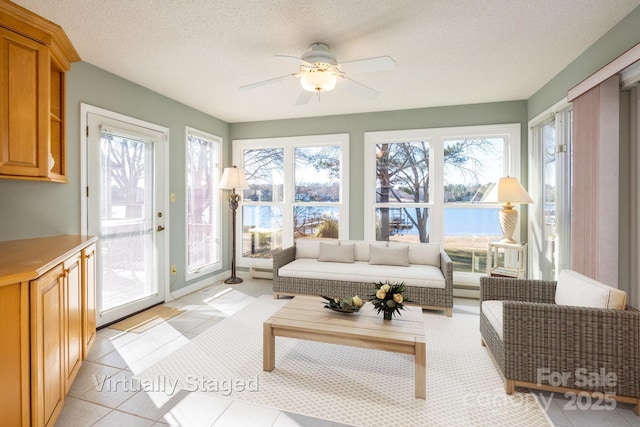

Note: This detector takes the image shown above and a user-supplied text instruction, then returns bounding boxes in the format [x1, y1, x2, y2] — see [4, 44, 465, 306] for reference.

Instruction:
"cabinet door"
[82, 243, 97, 356]
[31, 265, 65, 427]
[64, 252, 83, 391]
[0, 28, 49, 178]
[0, 282, 30, 427]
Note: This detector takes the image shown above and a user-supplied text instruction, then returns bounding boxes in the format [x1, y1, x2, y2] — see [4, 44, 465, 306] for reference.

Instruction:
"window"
[529, 103, 573, 280]
[233, 134, 349, 267]
[185, 127, 222, 279]
[365, 124, 521, 285]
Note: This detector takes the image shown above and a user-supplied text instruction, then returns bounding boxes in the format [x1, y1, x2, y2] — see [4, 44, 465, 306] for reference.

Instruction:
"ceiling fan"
[239, 43, 396, 105]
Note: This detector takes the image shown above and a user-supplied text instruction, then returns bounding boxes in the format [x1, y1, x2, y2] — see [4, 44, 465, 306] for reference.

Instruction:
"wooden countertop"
[0, 235, 98, 287]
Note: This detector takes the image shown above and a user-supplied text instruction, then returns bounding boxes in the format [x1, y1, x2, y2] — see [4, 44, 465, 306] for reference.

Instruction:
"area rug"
[136, 296, 551, 426]
[110, 305, 184, 333]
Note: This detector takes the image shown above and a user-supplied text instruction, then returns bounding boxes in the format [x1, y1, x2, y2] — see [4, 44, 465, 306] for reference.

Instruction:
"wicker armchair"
[479, 276, 639, 415]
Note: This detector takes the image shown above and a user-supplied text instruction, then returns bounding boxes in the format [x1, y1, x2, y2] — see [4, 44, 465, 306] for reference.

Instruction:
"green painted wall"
[0, 62, 230, 292]
[230, 101, 529, 240]
[528, 4, 640, 119]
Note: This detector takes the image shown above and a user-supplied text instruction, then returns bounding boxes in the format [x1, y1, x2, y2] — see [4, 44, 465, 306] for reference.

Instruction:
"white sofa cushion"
[369, 245, 409, 266]
[340, 240, 386, 262]
[555, 270, 627, 310]
[278, 259, 446, 289]
[295, 239, 338, 259]
[389, 241, 441, 266]
[481, 300, 504, 340]
[319, 242, 354, 263]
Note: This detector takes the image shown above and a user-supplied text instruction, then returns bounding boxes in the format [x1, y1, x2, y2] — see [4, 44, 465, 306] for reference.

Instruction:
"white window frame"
[528, 99, 573, 280]
[185, 127, 222, 281]
[364, 124, 521, 285]
[233, 133, 349, 269]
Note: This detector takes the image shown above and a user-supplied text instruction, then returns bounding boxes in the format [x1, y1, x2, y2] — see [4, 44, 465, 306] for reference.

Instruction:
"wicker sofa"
[273, 239, 454, 316]
[480, 273, 639, 415]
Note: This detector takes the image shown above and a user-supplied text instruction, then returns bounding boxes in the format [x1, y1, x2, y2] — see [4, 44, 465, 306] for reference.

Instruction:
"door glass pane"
[243, 148, 284, 202]
[99, 131, 156, 311]
[376, 207, 430, 243]
[294, 206, 339, 239]
[295, 146, 340, 202]
[242, 205, 283, 258]
[442, 138, 504, 272]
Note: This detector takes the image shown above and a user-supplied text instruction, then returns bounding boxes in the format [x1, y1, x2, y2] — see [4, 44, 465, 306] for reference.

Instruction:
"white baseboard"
[169, 270, 231, 299]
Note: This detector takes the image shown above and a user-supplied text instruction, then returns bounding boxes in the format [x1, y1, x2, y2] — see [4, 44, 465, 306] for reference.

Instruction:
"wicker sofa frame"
[273, 245, 454, 316]
[479, 276, 639, 415]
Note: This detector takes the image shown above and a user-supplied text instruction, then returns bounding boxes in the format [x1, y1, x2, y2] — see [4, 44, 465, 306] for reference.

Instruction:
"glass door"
[86, 111, 167, 326]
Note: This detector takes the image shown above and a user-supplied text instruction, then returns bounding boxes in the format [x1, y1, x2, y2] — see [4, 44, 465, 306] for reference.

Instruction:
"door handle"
[157, 225, 165, 232]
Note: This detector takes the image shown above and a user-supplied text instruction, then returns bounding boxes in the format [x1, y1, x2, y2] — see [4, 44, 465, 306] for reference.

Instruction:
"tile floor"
[55, 277, 638, 426]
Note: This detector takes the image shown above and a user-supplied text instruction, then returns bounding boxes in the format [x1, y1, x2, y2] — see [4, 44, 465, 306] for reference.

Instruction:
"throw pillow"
[369, 244, 409, 266]
[318, 242, 355, 263]
[295, 239, 337, 259]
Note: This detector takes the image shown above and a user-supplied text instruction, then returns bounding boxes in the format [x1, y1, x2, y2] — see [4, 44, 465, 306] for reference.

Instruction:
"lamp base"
[224, 276, 243, 284]
[499, 204, 518, 244]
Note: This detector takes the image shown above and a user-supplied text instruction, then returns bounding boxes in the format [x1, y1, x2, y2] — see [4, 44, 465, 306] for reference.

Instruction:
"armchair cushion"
[481, 300, 504, 340]
[555, 270, 627, 310]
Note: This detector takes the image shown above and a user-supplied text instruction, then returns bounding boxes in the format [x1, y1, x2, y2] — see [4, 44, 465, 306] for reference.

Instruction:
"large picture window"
[365, 124, 521, 286]
[185, 127, 222, 280]
[233, 134, 349, 268]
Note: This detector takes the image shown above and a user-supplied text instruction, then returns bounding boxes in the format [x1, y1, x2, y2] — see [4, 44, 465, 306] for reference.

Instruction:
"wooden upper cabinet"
[0, 0, 80, 182]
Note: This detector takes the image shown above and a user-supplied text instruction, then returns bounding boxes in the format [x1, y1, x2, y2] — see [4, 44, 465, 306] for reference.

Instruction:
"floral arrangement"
[369, 281, 409, 319]
[322, 295, 364, 313]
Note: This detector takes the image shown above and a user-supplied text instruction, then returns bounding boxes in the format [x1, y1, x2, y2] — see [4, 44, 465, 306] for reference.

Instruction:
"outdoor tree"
[376, 139, 492, 242]
[102, 136, 147, 218]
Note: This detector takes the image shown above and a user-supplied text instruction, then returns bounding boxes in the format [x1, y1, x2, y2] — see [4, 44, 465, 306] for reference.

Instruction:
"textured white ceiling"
[11, 0, 640, 123]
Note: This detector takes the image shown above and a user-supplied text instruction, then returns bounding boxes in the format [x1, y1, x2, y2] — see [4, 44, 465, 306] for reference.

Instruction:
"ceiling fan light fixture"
[300, 70, 337, 92]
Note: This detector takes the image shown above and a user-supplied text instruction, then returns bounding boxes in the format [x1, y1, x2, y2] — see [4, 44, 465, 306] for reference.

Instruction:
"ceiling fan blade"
[342, 77, 380, 99]
[339, 56, 396, 74]
[295, 90, 314, 105]
[275, 54, 315, 67]
[239, 74, 297, 90]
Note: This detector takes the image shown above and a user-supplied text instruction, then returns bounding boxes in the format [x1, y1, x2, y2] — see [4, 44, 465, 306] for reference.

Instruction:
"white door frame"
[80, 103, 171, 326]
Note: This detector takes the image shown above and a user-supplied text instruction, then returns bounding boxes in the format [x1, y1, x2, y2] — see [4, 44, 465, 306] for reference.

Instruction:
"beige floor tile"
[67, 361, 122, 398]
[78, 369, 138, 408]
[161, 391, 232, 427]
[54, 396, 110, 426]
[117, 389, 190, 421]
[91, 410, 155, 427]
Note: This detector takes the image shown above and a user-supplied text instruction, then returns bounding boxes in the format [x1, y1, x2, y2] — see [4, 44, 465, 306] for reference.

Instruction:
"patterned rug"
[136, 296, 551, 426]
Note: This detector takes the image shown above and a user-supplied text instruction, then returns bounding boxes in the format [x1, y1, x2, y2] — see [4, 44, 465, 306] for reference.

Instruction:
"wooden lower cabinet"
[82, 243, 97, 357]
[30, 265, 65, 427]
[64, 252, 83, 392]
[0, 236, 97, 427]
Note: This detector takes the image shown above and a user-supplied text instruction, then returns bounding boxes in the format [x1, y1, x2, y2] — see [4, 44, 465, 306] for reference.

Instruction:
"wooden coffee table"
[263, 295, 426, 399]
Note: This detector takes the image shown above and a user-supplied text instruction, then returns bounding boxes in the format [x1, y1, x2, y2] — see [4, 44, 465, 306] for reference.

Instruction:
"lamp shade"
[484, 177, 533, 204]
[219, 166, 249, 190]
[300, 71, 337, 92]
[483, 176, 532, 243]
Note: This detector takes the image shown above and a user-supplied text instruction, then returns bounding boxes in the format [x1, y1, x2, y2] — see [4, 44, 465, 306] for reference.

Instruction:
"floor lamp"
[220, 166, 249, 284]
